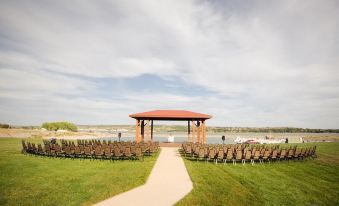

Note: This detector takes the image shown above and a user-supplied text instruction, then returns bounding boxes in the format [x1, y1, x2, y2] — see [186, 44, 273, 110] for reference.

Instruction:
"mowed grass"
[177, 142, 339, 206]
[0, 138, 158, 206]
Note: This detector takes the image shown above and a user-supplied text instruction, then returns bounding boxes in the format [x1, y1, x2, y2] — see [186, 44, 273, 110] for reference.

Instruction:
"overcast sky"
[0, 0, 338, 128]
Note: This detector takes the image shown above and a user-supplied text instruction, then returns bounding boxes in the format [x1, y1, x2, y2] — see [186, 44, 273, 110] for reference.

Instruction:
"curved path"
[94, 147, 193, 206]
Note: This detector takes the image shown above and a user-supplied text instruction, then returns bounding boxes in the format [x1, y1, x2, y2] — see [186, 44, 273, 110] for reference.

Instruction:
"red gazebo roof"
[129, 110, 212, 120]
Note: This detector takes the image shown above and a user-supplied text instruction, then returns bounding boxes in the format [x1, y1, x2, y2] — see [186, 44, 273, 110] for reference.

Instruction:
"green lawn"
[0, 138, 158, 206]
[177, 142, 339, 206]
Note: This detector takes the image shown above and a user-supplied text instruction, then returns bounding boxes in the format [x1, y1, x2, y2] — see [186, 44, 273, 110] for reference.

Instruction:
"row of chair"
[22, 139, 159, 161]
[182, 143, 317, 165]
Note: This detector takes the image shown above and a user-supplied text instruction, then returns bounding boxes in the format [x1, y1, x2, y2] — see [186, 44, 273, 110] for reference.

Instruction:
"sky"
[0, 0, 338, 128]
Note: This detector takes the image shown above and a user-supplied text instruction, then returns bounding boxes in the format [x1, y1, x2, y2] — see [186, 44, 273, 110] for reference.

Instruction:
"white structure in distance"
[167, 134, 174, 143]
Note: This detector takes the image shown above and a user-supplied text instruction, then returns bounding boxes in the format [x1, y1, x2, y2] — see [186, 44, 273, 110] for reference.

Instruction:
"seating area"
[181, 142, 317, 165]
[21, 139, 159, 160]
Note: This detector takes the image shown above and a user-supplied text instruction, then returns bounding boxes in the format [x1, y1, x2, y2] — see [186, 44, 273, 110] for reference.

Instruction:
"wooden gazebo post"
[197, 120, 201, 144]
[202, 120, 206, 144]
[191, 120, 195, 143]
[147, 120, 150, 141]
[151, 120, 154, 140]
[135, 119, 140, 142]
[141, 120, 145, 141]
[187, 120, 190, 142]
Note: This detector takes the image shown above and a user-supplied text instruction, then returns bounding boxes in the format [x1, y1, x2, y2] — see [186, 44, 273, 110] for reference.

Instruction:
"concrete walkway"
[94, 147, 193, 206]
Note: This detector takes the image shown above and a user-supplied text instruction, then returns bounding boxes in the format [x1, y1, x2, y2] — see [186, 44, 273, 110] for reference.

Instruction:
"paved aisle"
[94, 147, 193, 206]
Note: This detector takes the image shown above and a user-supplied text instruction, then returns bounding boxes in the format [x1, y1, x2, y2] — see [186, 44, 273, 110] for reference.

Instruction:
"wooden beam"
[191, 120, 195, 143]
[147, 120, 150, 141]
[151, 120, 153, 140]
[187, 120, 190, 142]
[202, 120, 206, 144]
[135, 120, 138, 142]
[136, 119, 141, 142]
[204, 121, 206, 144]
[197, 120, 201, 144]
[141, 120, 144, 141]
[202, 121, 204, 144]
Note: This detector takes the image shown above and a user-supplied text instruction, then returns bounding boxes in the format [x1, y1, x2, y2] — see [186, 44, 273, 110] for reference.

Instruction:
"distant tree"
[0, 123, 10, 128]
[42, 122, 78, 132]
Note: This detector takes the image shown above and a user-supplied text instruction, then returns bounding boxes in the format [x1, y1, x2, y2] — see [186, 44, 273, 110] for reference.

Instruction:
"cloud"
[0, 0, 338, 128]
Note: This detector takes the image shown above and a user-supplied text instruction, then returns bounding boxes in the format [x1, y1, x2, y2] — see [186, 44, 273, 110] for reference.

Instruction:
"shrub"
[42, 122, 78, 132]
[0, 123, 10, 128]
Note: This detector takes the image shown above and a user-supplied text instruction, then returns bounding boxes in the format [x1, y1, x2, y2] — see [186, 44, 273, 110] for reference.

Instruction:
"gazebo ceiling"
[129, 110, 212, 120]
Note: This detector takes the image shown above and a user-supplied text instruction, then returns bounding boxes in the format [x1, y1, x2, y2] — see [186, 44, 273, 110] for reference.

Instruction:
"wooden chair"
[311, 146, 317, 158]
[262, 150, 271, 163]
[70, 143, 75, 154]
[207, 149, 216, 163]
[49, 144, 56, 157]
[251, 148, 256, 158]
[31, 143, 37, 154]
[74, 146, 82, 158]
[149, 145, 156, 155]
[225, 149, 233, 164]
[197, 148, 205, 162]
[253, 150, 261, 164]
[37, 144, 44, 155]
[104, 148, 113, 160]
[21, 140, 28, 154]
[55, 144, 65, 157]
[64, 146, 73, 158]
[287, 149, 294, 160]
[294, 148, 301, 160]
[271, 150, 278, 162]
[204, 147, 209, 160]
[124, 147, 132, 160]
[185, 145, 192, 157]
[79, 145, 85, 156]
[135, 147, 144, 161]
[216, 150, 224, 164]
[131, 146, 136, 156]
[94, 146, 103, 159]
[243, 150, 252, 165]
[114, 147, 123, 160]
[234, 150, 242, 165]
[193, 146, 200, 158]
[84, 146, 92, 159]
[279, 149, 286, 161]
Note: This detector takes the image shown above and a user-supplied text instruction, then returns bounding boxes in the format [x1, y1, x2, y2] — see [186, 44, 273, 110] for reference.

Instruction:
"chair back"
[236, 150, 242, 160]
[217, 150, 224, 159]
[209, 149, 215, 159]
[226, 150, 233, 160]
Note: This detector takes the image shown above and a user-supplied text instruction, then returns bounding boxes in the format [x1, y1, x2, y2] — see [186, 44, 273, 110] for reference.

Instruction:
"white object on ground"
[94, 147, 193, 206]
[167, 135, 174, 143]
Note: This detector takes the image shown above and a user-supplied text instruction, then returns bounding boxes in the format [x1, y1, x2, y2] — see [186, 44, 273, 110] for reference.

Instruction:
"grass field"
[0, 138, 158, 206]
[177, 142, 339, 206]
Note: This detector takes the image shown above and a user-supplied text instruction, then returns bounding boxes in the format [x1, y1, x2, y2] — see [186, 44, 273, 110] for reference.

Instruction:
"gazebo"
[129, 110, 212, 143]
